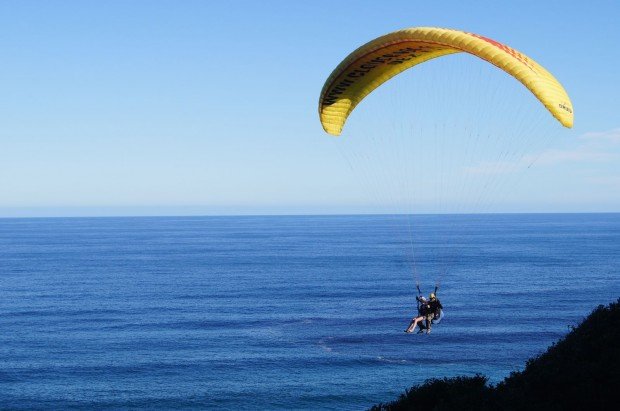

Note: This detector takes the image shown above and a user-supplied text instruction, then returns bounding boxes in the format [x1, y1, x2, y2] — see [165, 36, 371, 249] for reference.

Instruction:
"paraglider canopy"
[319, 27, 573, 135]
[317, 26, 574, 309]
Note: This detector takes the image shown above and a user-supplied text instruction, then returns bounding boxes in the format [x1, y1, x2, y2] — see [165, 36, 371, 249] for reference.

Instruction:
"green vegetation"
[371, 299, 620, 410]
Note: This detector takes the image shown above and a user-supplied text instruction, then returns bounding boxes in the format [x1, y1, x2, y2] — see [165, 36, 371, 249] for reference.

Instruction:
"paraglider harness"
[417, 284, 444, 325]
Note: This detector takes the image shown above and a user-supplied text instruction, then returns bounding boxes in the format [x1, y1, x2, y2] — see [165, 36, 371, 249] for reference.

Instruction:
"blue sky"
[0, 0, 618, 217]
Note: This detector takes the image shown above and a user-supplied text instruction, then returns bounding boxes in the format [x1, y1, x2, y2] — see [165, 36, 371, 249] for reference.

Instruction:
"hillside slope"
[371, 299, 620, 410]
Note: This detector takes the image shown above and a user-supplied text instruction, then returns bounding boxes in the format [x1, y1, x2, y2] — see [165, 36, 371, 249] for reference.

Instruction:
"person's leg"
[405, 318, 416, 332]
[406, 316, 422, 333]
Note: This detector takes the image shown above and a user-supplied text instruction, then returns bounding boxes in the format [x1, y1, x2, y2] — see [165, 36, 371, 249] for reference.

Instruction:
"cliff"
[371, 298, 620, 410]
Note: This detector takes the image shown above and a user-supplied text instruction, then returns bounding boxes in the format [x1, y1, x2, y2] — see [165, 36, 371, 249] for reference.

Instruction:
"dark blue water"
[1, 214, 619, 410]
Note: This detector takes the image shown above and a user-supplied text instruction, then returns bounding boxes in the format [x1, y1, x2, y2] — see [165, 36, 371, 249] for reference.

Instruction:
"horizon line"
[1, 210, 619, 220]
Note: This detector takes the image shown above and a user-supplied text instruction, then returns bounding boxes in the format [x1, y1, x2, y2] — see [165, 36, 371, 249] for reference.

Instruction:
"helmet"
[429, 293, 436, 300]
[419, 296, 427, 302]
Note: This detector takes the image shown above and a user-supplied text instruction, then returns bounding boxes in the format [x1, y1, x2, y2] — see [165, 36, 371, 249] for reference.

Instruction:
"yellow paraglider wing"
[319, 27, 573, 135]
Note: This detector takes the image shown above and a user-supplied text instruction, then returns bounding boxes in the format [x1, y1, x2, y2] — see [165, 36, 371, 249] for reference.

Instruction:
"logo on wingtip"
[558, 103, 573, 114]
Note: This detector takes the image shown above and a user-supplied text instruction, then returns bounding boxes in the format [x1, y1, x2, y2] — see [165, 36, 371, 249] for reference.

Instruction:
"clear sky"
[0, 0, 618, 217]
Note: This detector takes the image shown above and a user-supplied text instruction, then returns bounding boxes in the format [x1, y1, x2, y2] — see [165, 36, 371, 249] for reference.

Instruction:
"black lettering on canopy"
[322, 45, 438, 106]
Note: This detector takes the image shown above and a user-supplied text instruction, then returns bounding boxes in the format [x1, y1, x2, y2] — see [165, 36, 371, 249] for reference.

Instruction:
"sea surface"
[1, 214, 619, 410]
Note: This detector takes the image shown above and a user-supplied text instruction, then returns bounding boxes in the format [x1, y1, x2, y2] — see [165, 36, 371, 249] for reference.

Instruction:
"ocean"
[1, 214, 619, 410]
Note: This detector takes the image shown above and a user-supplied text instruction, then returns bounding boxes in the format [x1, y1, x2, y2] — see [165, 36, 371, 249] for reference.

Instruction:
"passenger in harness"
[405, 295, 430, 334]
